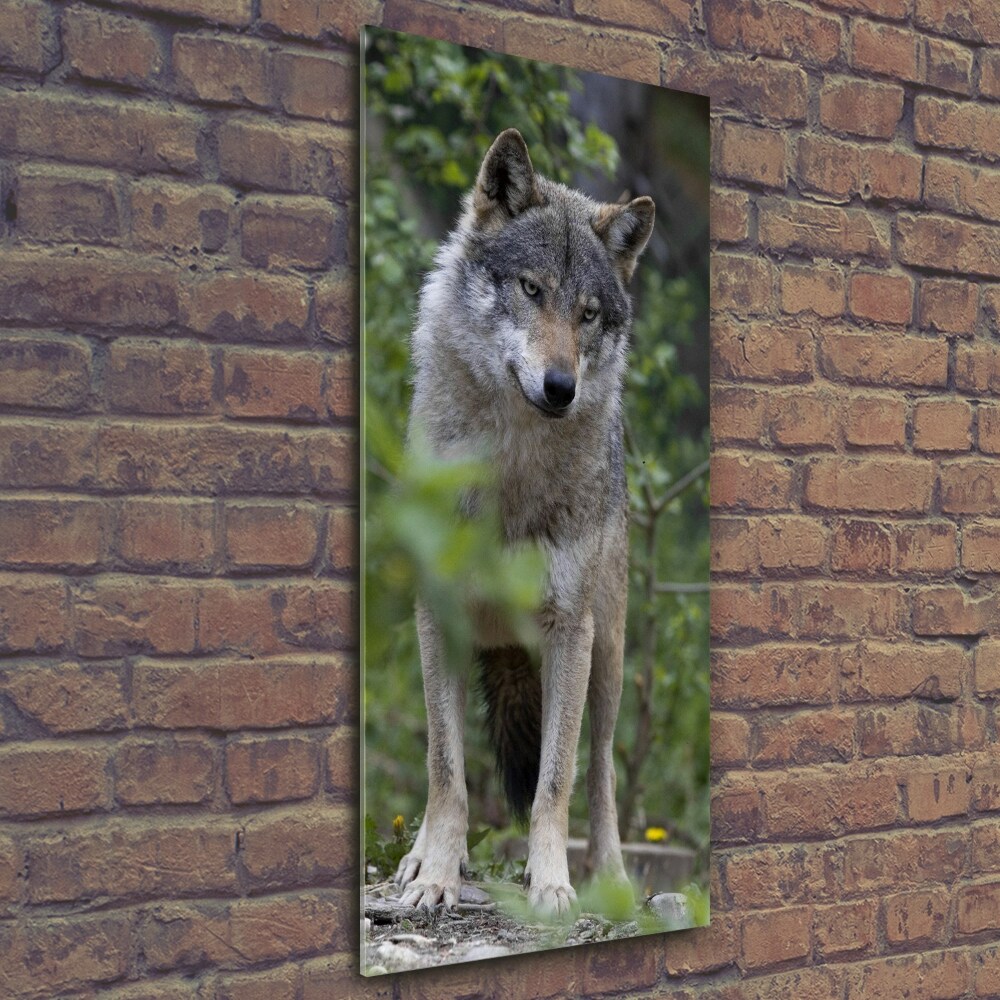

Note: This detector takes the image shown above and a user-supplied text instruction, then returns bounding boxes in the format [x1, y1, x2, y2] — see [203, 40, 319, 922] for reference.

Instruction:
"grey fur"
[394, 129, 654, 917]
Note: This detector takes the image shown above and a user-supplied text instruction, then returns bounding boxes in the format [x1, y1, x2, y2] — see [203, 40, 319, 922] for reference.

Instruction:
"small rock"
[461, 943, 513, 962]
[647, 892, 694, 928]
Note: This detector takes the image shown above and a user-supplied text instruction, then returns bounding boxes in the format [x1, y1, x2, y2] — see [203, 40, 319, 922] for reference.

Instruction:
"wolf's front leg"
[396, 603, 469, 909]
[525, 609, 594, 917]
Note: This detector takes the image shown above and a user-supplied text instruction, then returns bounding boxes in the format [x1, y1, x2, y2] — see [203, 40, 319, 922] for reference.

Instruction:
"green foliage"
[365, 813, 418, 882]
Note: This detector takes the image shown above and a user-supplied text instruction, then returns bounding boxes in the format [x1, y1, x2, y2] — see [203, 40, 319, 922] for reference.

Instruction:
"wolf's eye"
[520, 278, 540, 297]
[582, 306, 599, 322]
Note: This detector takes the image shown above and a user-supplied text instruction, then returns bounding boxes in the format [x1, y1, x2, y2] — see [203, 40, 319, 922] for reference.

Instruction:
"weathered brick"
[973, 764, 1000, 812]
[958, 882, 1000, 935]
[715, 121, 787, 189]
[848, 950, 971, 999]
[210, 965, 301, 1000]
[984, 287, 1000, 337]
[753, 709, 853, 766]
[316, 268, 358, 345]
[780, 264, 845, 318]
[711, 188, 750, 243]
[105, 0, 252, 26]
[108, 339, 214, 415]
[896, 522, 958, 574]
[851, 20, 919, 82]
[819, 331, 948, 388]
[173, 33, 272, 107]
[913, 586, 997, 636]
[241, 195, 338, 270]
[819, 0, 906, 17]
[798, 582, 905, 640]
[796, 135, 860, 202]
[918, 277, 979, 335]
[324, 725, 356, 795]
[130, 180, 233, 254]
[710, 453, 795, 510]
[982, 50, 1000, 100]
[906, 767, 972, 822]
[860, 145, 923, 203]
[711, 712, 751, 767]
[16, 166, 122, 243]
[132, 655, 348, 729]
[226, 737, 320, 804]
[963, 522, 1000, 573]
[940, 461, 1000, 513]
[381, 0, 503, 50]
[241, 805, 352, 888]
[0, 744, 110, 818]
[0, 334, 91, 410]
[707, 0, 840, 65]
[221, 347, 324, 421]
[741, 906, 811, 970]
[913, 399, 973, 452]
[915, 0, 1000, 45]
[0, 572, 71, 653]
[118, 498, 214, 572]
[225, 503, 320, 569]
[326, 506, 358, 574]
[925, 157, 1000, 226]
[842, 395, 906, 448]
[976, 640, 1000, 696]
[712, 584, 797, 641]
[182, 271, 310, 342]
[0, 661, 126, 732]
[712, 645, 836, 708]
[217, 118, 355, 201]
[771, 393, 838, 449]
[756, 515, 827, 570]
[274, 50, 354, 122]
[844, 828, 968, 893]
[814, 900, 877, 958]
[114, 739, 215, 805]
[915, 95, 1000, 162]
[64, 5, 163, 87]
[820, 77, 905, 139]
[759, 199, 890, 262]
[0, 91, 201, 174]
[831, 519, 892, 574]
[712, 785, 763, 843]
[804, 457, 934, 514]
[925, 36, 975, 95]
[885, 888, 950, 946]
[0, 498, 104, 568]
[849, 271, 914, 326]
[712, 320, 812, 382]
[0, 0, 59, 74]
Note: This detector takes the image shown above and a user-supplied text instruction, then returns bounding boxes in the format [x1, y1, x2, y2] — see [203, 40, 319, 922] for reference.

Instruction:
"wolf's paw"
[527, 879, 578, 919]
[395, 848, 465, 910]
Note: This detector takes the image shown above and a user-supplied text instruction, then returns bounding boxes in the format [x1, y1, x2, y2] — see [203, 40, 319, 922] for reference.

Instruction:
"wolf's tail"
[477, 646, 541, 825]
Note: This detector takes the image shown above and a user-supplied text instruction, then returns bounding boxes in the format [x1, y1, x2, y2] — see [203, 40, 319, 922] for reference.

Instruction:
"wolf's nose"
[543, 369, 576, 409]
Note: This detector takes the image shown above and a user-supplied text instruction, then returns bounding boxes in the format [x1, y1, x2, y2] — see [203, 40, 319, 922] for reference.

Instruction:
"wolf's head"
[419, 128, 654, 422]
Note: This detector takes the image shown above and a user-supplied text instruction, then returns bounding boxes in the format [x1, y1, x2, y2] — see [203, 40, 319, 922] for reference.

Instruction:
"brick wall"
[0, 0, 998, 997]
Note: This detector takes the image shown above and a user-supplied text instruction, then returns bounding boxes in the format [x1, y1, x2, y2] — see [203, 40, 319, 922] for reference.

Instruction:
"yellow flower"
[393, 815, 406, 837]
[645, 826, 668, 843]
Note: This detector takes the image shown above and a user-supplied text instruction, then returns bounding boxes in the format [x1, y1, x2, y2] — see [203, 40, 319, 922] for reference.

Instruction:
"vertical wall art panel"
[361, 25, 710, 974]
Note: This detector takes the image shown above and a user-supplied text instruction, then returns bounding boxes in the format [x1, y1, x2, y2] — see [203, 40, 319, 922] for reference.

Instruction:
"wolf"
[394, 128, 655, 917]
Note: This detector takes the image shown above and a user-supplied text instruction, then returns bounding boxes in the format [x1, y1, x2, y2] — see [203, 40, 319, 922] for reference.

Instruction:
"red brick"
[74, 577, 197, 657]
[222, 347, 324, 421]
[711, 712, 751, 767]
[839, 639, 965, 702]
[132, 655, 348, 729]
[831, 519, 892, 574]
[913, 399, 973, 452]
[324, 725, 356, 795]
[707, 0, 840, 65]
[956, 343, 1000, 395]
[130, 180, 233, 254]
[759, 199, 890, 262]
[183, 272, 310, 342]
[108, 339, 213, 415]
[885, 888, 951, 946]
[711, 386, 768, 445]
[226, 737, 319, 804]
[712, 517, 759, 575]
[0, 0, 59, 74]
[973, 764, 1000, 812]
[842, 395, 906, 448]
[925, 36, 975, 95]
[712, 645, 836, 708]
[927, 159, 1000, 230]
[711, 189, 750, 244]
[771, 393, 838, 449]
[118, 498, 214, 571]
[940, 461, 1000, 513]
[274, 50, 353, 122]
[780, 264, 845, 318]
[982, 50, 1000, 100]
[64, 6, 163, 87]
[0, 661, 125, 733]
[814, 899, 877, 958]
[211, 966, 301, 1000]
[710, 453, 795, 510]
[915, 95, 1000, 162]
[724, 842, 841, 909]
[860, 702, 955, 757]
[0, 498, 103, 568]
[819, 331, 948, 389]
[798, 582, 904, 639]
[662, 47, 809, 123]
[860, 145, 923, 203]
[804, 457, 934, 514]
[984, 287, 1000, 337]
[916, 0, 1000, 45]
[106, 0, 251, 25]
[27, 819, 235, 902]
[241, 195, 338, 270]
[980, 405, 1000, 454]
[796, 135, 860, 202]
[958, 882, 1000, 935]
[316, 268, 357, 345]
[0, 572, 70, 653]
[0, 334, 91, 411]
[756, 516, 827, 571]
[0, 915, 130, 996]
[225, 503, 320, 569]
[741, 906, 811, 969]
[963, 522, 1000, 572]
[715, 121, 787, 189]
[975, 943, 1000, 997]
[712, 785, 763, 843]
[324, 351, 356, 421]
[976, 640, 1000, 696]
[819, 0, 907, 17]
[849, 271, 914, 326]
[381, 0, 506, 50]
[918, 277, 979, 335]
[712, 320, 812, 382]
[844, 828, 967, 893]
[16, 166, 121, 243]
[326, 506, 358, 574]
[115, 740, 215, 805]
[851, 20, 919, 82]
[754, 709, 853, 766]
[0, 744, 110, 818]
[241, 805, 351, 889]
[173, 33, 271, 107]
[261, 0, 380, 39]
[896, 522, 958, 574]
[913, 585, 997, 636]
[820, 77, 905, 139]
[0, 90, 200, 174]
[217, 118, 354, 201]
[848, 950, 971, 999]
[711, 584, 796, 642]
[906, 767, 972, 822]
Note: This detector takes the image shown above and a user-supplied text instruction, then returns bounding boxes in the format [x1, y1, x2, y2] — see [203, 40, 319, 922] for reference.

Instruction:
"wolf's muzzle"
[543, 368, 576, 411]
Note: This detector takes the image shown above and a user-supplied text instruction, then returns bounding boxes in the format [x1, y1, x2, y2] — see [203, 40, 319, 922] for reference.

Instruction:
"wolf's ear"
[592, 196, 655, 284]
[472, 129, 540, 228]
